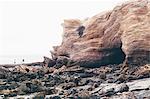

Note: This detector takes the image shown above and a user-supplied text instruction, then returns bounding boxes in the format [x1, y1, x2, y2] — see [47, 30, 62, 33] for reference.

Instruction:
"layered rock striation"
[51, 0, 150, 67]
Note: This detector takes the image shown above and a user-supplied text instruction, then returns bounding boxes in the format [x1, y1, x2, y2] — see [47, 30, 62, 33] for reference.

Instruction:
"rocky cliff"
[51, 0, 150, 67]
[0, 0, 150, 98]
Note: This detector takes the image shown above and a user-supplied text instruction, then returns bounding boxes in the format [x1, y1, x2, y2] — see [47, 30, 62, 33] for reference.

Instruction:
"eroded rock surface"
[51, 0, 150, 67]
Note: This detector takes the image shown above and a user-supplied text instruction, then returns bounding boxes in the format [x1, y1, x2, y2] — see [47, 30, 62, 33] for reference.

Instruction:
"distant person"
[76, 26, 85, 37]
[22, 59, 25, 64]
[14, 59, 16, 64]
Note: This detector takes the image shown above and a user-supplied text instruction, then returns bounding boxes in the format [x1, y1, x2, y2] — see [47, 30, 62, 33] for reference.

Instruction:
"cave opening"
[109, 47, 126, 65]
[79, 46, 126, 68]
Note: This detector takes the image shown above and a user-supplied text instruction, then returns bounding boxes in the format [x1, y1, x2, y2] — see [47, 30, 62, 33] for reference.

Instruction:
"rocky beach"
[0, 0, 150, 98]
[0, 63, 150, 98]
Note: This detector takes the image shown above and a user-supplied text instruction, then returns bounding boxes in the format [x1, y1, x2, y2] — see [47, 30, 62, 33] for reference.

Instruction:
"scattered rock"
[115, 74, 127, 83]
[115, 83, 129, 93]
[54, 56, 69, 69]
[127, 78, 150, 91]
[43, 56, 56, 67]
[59, 82, 76, 90]
[45, 95, 61, 99]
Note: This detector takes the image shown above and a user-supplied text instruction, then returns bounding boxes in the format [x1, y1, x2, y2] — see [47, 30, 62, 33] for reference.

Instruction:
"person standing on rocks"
[22, 59, 25, 64]
[14, 59, 16, 64]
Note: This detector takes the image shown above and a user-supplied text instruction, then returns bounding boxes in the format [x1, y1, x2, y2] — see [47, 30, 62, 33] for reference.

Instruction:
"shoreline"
[0, 61, 44, 68]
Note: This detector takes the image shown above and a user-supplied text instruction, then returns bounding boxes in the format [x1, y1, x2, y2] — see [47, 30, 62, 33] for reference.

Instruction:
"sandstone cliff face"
[51, 0, 150, 67]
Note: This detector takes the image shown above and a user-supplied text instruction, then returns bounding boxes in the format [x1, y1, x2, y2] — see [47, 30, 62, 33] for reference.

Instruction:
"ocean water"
[0, 55, 44, 64]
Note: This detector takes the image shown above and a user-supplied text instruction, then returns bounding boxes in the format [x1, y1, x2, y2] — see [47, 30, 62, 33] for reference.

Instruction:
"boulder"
[43, 56, 56, 67]
[115, 83, 129, 93]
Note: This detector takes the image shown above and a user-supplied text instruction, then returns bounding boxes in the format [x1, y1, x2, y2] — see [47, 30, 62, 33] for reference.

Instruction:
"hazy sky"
[0, 0, 128, 58]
